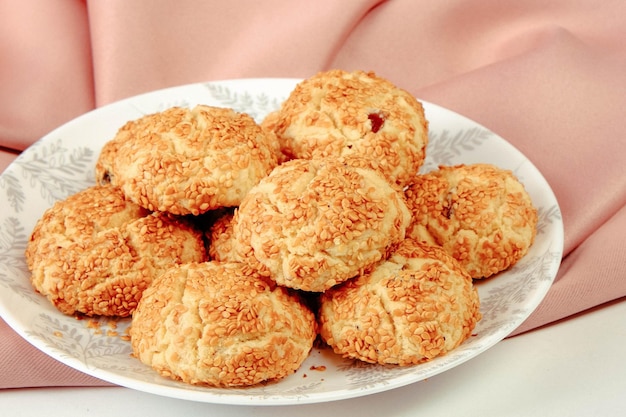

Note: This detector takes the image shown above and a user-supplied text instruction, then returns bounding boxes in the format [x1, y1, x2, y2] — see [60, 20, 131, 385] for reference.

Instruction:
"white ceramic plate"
[0, 78, 563, 405]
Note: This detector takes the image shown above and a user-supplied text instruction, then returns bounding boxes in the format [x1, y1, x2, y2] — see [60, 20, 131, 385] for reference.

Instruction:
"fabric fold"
[0, 320, 111, 389]
[1, 0, 625, 389]
[511, 204, 626, 336]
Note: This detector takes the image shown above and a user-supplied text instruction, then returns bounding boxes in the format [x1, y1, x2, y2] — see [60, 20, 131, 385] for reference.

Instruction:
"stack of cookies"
[26, 69, 537, 388]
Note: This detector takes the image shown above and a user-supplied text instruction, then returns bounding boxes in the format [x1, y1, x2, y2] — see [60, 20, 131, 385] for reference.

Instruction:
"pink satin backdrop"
[1, 0, 625, 388]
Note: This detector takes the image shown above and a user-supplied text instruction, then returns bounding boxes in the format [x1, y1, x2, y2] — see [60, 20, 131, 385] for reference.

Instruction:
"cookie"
[405, 163, 538, 278]
[262, 69, 429, 188]
[206, 210, 239, 262]
[318, 239, 481, 365]
[96, 105, 279, 216]
[130, 261, 317, 387]
[26, 184, 207, 316]
[232, 157, 411, 292]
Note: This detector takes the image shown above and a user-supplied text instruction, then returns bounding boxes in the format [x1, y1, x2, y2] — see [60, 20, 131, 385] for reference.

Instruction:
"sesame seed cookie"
[26, 184, 207, 317]
[96, 105, 279, 216]
[318, 239, 481, 366]
[405, 163, 538, 279]
[262, 69, 429, 189]
[206, 210, 239, 262]
[232, 157, 412, 292]
[130, 261, 317, 387]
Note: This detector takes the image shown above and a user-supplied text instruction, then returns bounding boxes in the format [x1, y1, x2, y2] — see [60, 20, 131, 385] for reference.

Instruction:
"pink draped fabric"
[1, 0, 625, 388]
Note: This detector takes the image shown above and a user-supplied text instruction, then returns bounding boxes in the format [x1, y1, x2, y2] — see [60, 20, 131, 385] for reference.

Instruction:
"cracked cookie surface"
[318, 239, 481, 365]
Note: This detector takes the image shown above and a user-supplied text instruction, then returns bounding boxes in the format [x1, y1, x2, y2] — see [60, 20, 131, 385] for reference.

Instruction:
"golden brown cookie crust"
[96, 105, 279, 216]
[233, 158, 412, 292]
[263, 69, 428, 188]
[318, 239, 481, 366]
[26, 184, 150, 271]
[206, 210, 240, 262]
[405, 163, 538, 278]
[26, 184, 207, 317]
[130, 261, 317, 387]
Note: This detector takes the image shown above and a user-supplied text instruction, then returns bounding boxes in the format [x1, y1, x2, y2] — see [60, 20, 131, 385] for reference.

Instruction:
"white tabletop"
[1, 298, 625, 417]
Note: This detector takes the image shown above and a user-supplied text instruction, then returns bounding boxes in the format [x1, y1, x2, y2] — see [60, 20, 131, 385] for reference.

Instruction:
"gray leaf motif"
[272, 380, 325, 397]
[26, 313, 131, 366]
[339, 358, 390, 389]
[13, 138, 95, 207]
[337, 357, 417, 390]
[0, 216, 27, 256]
[0, 171, 26, 212]
[204, 84, 283, 121]
[478, 248, 559, 325]
[0, 216, 39, 303]
[421, 127, 493, 172]
[536, 204, 563, 236]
